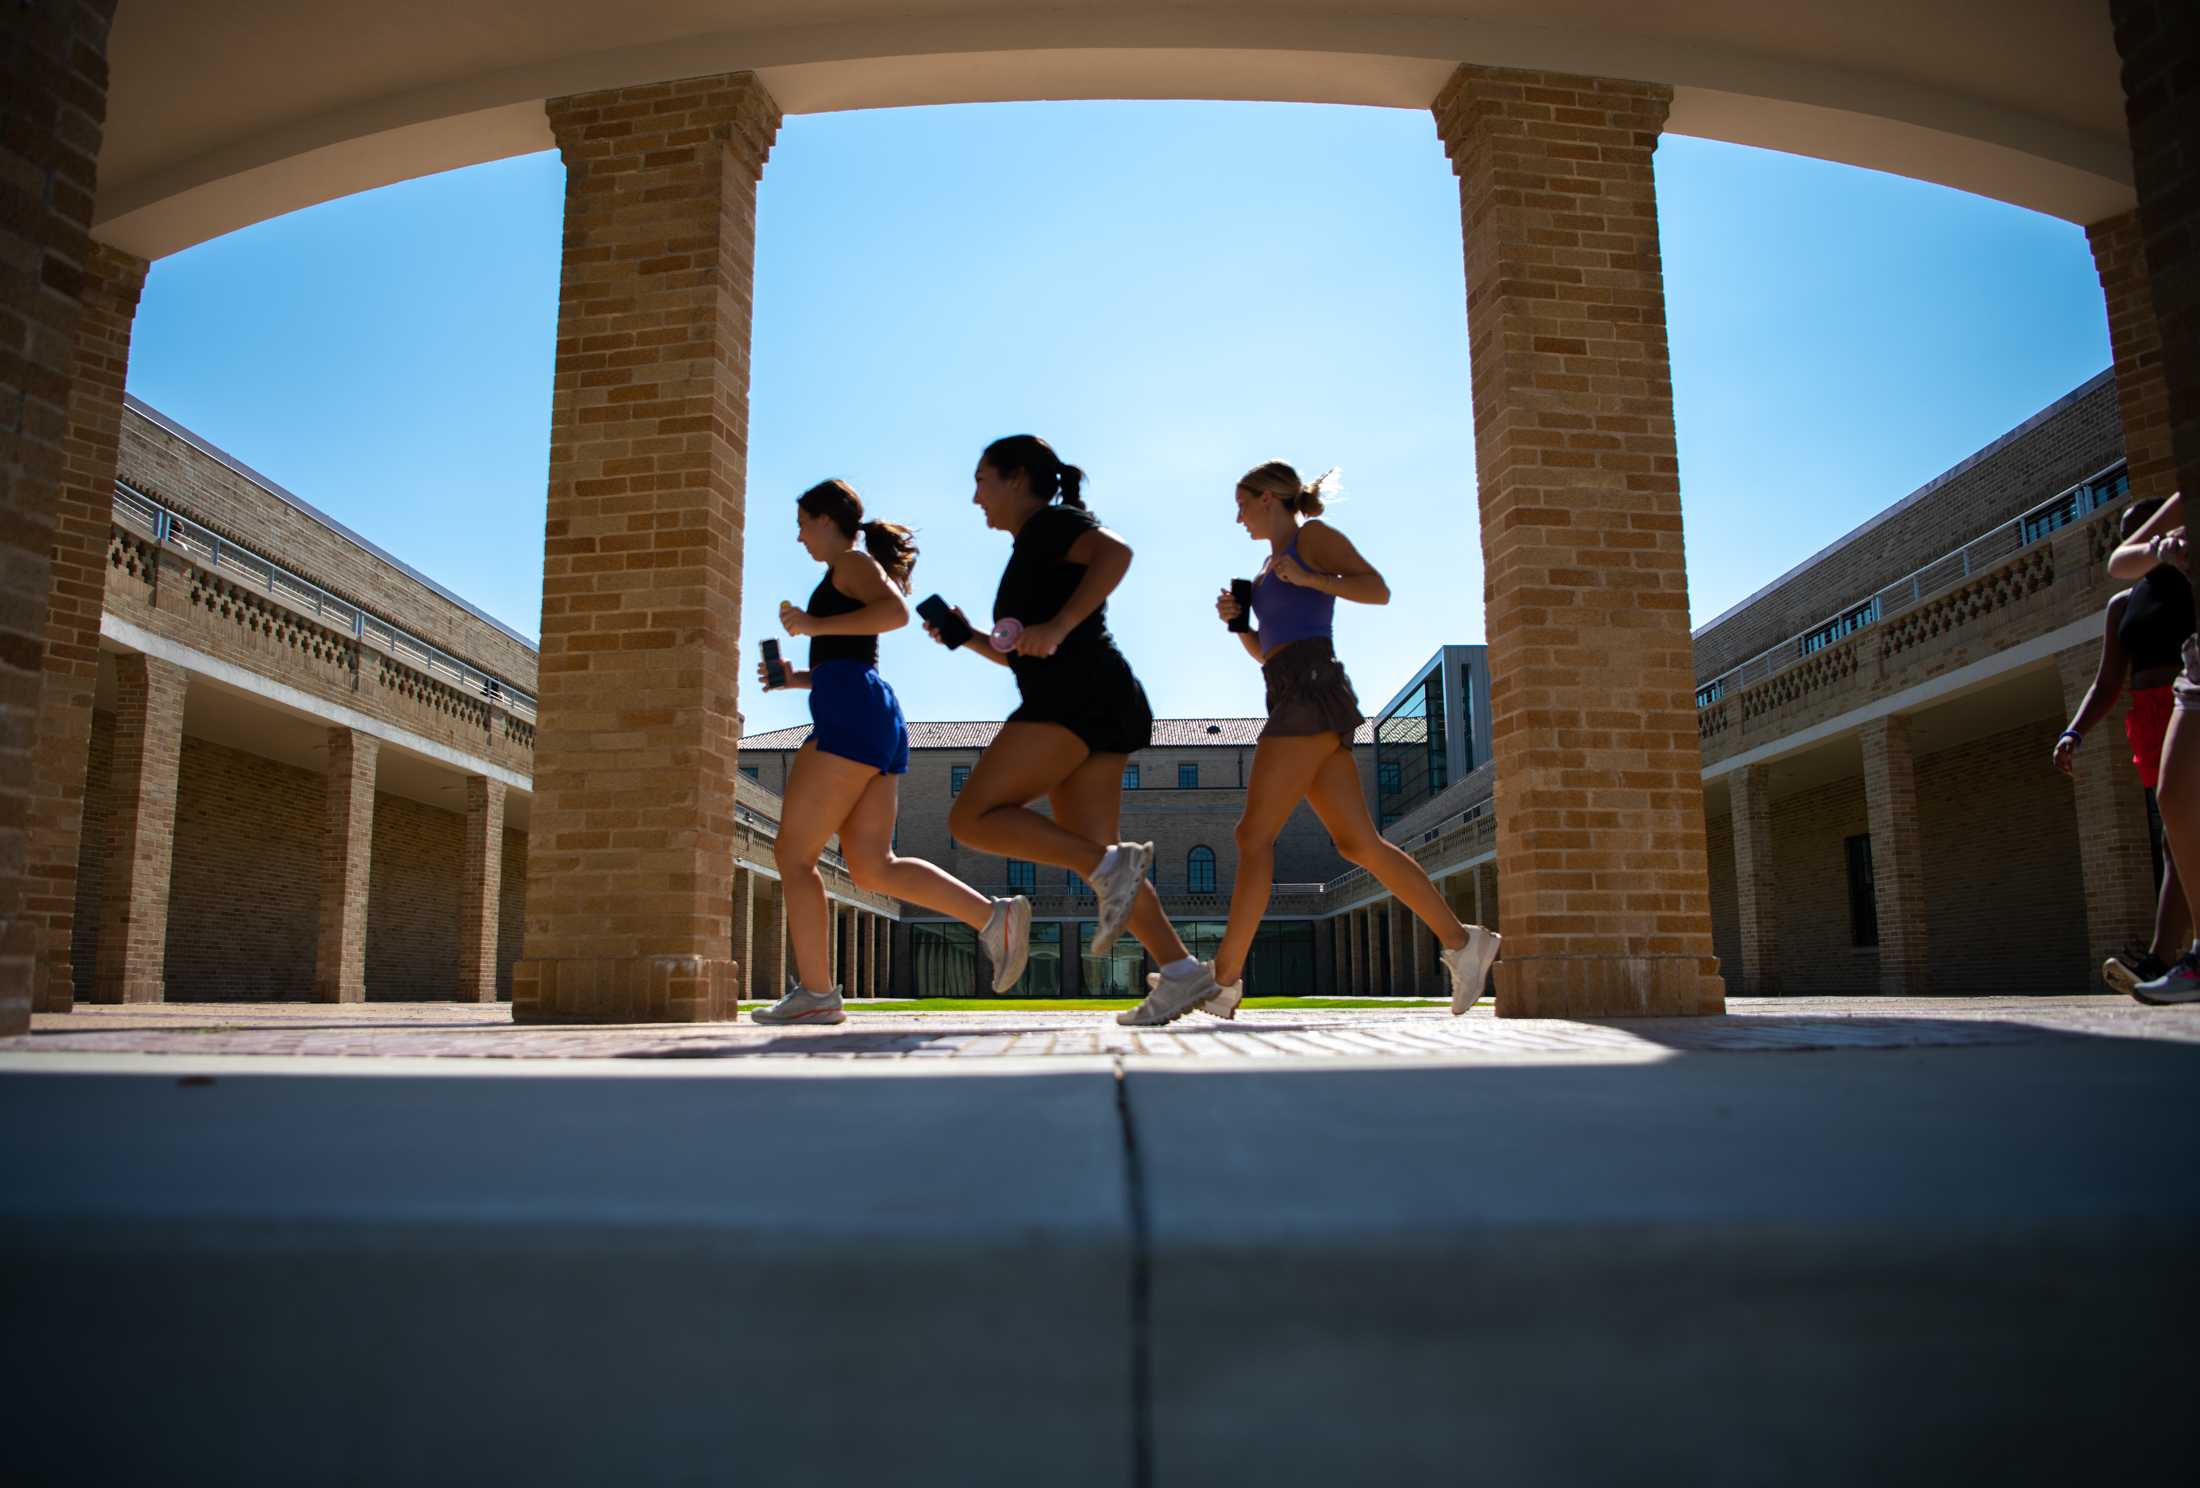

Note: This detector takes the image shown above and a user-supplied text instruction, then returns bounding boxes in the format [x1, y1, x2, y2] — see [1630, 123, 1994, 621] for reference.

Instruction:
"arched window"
[1187, 845, 1216, 894]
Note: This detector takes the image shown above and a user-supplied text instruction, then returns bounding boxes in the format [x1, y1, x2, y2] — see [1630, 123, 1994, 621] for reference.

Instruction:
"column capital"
[1432, 63, 1671, 165]
[547, 71, 780, 181]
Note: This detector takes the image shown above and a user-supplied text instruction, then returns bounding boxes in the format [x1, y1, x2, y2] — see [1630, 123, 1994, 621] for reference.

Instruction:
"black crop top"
[992, 504, 1115, 676]
[2120, 564, 2194, 673]
[806, 569, 876, 667]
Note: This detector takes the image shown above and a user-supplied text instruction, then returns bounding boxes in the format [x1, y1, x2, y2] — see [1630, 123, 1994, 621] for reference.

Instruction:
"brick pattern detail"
[1729, 765, 1779, 996]
[1433, 63, 1722, 1017]
[90, 654, 185, 1003]
[0, 0, 117, 1036]
[2110, 1, 2200, 526]
[2088, 212, 2177, 502]
[731, 865, 756, 1000]
[513, 72, 781, 1025]
[2055, 643, 2158, 968]
[315, 729, 377, 1003]
[26, 243, 145, 1014]
[458, 776, 507, 1002]
[1859, 717, 1930, 996]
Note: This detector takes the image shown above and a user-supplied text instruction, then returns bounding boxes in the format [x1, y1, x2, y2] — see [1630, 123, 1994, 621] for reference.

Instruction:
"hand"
[1216, 587, 1243, 623]
[922, 603, 971, 645]
[1270, 552, 1321, 589]
[2149, 531, 2187, 569]
[2052, 733, 2078, 776]
[1013, 619, 1070, 659]
[754, 659, 779, 691]
[779, 601, 813, 637]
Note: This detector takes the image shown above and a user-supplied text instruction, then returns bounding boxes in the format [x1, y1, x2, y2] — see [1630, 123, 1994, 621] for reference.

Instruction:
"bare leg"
[1050, 753, 1192, 966]
[837, 772, 994, 930]
[1213, 733, 1342, 986]
[2155, 704, 2200, 943]
[775, 742, 879, 992]
[2156, 839, 2192, 961]
[948, 722, 1114, 877]
[1305, 748, 1471, 952]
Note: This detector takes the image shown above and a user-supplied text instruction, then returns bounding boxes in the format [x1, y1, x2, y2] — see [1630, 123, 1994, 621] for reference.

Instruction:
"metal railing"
[113, 480, 536, 723]
[1695, 461, 2130, 709]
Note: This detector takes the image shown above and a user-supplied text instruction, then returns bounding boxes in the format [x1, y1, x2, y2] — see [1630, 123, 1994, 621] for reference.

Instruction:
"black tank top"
[806, 570, 876, 667]
[2120, 565, 2194, 673]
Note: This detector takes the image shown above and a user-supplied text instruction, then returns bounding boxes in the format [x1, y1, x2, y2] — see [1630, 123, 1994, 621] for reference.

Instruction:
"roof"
[742, 718, 1375, 750]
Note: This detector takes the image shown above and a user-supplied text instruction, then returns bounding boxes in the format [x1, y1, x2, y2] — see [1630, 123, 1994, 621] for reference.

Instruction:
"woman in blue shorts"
[754, 479, 1031, 1025]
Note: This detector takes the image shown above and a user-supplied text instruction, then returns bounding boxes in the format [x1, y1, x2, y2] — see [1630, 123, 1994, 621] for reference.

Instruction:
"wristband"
[2058, 729, 2083, 748]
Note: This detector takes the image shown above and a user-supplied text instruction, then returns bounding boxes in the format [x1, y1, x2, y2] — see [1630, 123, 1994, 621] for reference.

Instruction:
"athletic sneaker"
[1441, 926, 1503, 1015]
[1156, 968, 1243, 1020]
[1115, 961, 1222, 1027]
[2133, 948, 2200, 1006]
[981, 895, 1033, 994]
[1088, 841, 1154, 956]
[752, 984, 846, 1025]
[2103, 946, 2169, 997]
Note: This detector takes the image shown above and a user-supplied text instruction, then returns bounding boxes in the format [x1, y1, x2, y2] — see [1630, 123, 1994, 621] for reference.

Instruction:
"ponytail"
[983, 434, 1087, 509]
[1238, 459, 1339, 517]
[860, 519, 918, 592]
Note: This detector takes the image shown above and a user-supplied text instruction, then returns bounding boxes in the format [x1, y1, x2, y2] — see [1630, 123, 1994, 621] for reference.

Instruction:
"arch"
[1187, 845, 1217, 895]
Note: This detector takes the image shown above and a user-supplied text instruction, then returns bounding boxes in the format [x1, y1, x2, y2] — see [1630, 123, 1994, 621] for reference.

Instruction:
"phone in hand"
[1227, 579, 1254, 633]
[917, 594, 976, 650]
[761, 638, 786, 689]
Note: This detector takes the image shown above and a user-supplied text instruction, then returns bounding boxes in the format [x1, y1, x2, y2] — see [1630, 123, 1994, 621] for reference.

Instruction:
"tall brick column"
[731, 865, 756, 1003]
[315, 729, 377, 1003]
[513, 73, 781, 1025]
[457, 776, 506, 1003]
[1859, 717, 1930, 997]
[1347, 909, 1367, 995]
[90, 654, 185, 1003]
[1434, 66, 1724, 1018]
[2056, 645, 2157, 971]
[2087, 213, 2177, 502]
[759, 877, 787, 999]
[1729, 766, 1780, 996]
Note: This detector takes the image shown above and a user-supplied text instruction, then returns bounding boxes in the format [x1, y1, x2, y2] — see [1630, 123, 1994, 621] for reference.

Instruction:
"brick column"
[871, 915, 888, 998]
[1344, 910, 1363, 994]
[2087, 212, 2177, 502]
[457, 777, 506, 1002]
[1729, 765, 1780, 996]
[759, 877, 787, 999]
[315, 729, 377, 1003]
[1859, 717, 1930, 997]
[1434, 66, 1723, 1018]
[731, 865, 756, 1003]
[892, 920, 913, 996]
[90, 654, 185, 1003]
[1386, 900, 1410, 995]
[513, 72, 780, 1025]
[828, 902, 844, 992]
[2056, 645, 2157, 971]
[0, 0, 119, 1036]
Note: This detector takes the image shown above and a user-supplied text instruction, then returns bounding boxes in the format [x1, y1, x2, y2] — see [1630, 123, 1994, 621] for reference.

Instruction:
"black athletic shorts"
[1007, 646, 1154, 757]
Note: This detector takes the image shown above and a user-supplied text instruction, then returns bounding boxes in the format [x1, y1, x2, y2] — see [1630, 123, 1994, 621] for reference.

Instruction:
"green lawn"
[741, 997, 1455, 1013]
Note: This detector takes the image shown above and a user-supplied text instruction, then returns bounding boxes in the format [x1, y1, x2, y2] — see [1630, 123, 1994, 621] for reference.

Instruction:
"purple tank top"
[1251, 537, 1335, 650]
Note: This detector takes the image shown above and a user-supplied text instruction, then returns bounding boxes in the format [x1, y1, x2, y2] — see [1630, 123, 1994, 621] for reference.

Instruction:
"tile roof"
[739, 717, 1375, 750]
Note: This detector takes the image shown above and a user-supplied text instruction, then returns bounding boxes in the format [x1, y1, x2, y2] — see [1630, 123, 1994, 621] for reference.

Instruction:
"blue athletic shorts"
[808, 661, 909, 775]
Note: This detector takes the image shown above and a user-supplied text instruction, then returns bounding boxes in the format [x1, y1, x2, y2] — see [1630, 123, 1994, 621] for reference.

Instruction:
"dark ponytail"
[798, 479, 919, 592]
[982, 434, 1088, 510]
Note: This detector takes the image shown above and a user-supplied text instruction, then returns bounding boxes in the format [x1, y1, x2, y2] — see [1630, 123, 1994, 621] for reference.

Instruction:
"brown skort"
[1260, 636, 1366, 740]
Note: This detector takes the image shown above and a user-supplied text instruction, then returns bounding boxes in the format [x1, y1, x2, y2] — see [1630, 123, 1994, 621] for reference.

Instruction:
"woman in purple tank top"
[1203, 460, 1501, 1018]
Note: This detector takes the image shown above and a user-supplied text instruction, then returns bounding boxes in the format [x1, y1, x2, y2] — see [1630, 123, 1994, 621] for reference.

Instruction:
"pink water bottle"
[990, 618, 1024, 652]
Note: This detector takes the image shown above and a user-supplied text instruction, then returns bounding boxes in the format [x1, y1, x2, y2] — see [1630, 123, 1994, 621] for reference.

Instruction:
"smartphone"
[760, 638, 785, 689]
[1227, 579, 1254, 633]
[917, 594, 975, 650]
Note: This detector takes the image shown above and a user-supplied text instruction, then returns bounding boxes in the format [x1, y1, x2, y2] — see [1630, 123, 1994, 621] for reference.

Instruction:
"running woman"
[1207, 460, 1501, 1016]
[926, 435, 1222, 1026]
[753, 479, 1031, 1025]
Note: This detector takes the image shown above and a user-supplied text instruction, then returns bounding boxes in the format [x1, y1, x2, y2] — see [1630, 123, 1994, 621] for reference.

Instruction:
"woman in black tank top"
[2061, 495, 2193, 993]
[750, 480, 1033, 1025]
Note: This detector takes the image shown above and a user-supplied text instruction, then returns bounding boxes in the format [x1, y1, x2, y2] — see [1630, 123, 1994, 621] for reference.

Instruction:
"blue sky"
[125, 100, 2111, 734]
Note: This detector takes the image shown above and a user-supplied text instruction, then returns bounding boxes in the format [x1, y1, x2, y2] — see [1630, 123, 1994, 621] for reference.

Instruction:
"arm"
[753, 661, 812, 691]
[1275, 521, 1389, 605]
[2054, 595, 2131, 775]
[2109, 492, 2184, 580]
[781, 554, 909, 637]
[921, 604, 1012, 666]
[1014, 526, 1133, 658]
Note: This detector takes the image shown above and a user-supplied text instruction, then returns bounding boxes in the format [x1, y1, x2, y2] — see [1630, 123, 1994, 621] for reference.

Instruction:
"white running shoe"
[981, 895, 1033, 994]
[1172, 968, 1243, 1020]
[1088, 841, 1153, 955]
[1116, 961, 1222, 1027]
[1441, 927, 1502, 1015]
[752, 983, 846, 1025]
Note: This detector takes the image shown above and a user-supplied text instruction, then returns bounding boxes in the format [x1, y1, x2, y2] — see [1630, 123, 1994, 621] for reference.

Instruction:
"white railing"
[1695, 461, 2130, 708]
[113, 480, 536, 723]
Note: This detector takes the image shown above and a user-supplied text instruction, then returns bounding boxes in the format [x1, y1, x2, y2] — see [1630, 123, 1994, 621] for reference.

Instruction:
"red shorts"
[2126, 684, 2173, 788]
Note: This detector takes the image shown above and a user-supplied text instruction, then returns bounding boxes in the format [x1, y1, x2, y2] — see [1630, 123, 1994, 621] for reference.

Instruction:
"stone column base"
[511, 955, 742, 1024]
[1496, 956, 1725, 1019]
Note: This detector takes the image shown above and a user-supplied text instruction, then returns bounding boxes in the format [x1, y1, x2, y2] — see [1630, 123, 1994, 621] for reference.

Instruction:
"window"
[739, 765, 759, 782]
[1187, 846, 1216, 894]
[1845, 834, 1878, 948]
[1696, 678, 1727, 710]
[1378, 762, 1402, 793]
[2022, 465, 2129, 543]
[909, 922, 979, 998]
[950, 764, 969, 796]
[1802, 600, 1876, 656]
[1178, 762, 1198, 789]
[1006, 858, 1036, 892]
[1122, 764, 1140, 790]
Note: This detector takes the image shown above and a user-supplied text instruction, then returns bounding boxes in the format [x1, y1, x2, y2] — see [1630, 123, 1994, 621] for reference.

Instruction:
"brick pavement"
[5, 997, 2194, 1066]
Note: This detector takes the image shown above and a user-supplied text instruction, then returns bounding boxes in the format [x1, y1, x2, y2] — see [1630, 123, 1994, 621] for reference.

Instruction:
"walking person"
[753, 480, 1031, 1024]
[926, 435, 1222, 1026]
[2107, 491, 2200, 1005]
[1207, 461, 1501, 1016]
[2056, 496, 2193, 993]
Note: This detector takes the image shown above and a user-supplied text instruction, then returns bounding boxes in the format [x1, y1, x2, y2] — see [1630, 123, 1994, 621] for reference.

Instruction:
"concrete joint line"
[1112, 1055, 1155, 1488]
